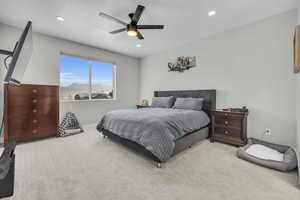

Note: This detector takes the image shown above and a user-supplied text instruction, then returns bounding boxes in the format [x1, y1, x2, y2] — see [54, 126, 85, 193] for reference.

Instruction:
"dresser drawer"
[7, 112, 57, 126]
[214, 112, 244, 119]
[214, 126, 241, 138]
[8, 95, 58, 118]
[7, 84, 58, 97]
[7, 96, 57, 107]
[213, 134, 245, 146]
[9, 126, 57, 142]
[214, 116, 242, 130]
[7, 115, 58, 132]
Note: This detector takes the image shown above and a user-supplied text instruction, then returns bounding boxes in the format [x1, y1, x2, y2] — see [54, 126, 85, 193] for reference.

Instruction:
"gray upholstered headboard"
[154, 90, 216, 117]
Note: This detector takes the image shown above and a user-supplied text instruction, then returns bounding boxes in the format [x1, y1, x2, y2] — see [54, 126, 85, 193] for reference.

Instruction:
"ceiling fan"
[99, 5, 164, 40]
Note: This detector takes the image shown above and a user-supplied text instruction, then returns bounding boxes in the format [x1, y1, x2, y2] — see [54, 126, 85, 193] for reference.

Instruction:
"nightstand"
[210, 110, 248, 147]
[136, 105, 149, 109]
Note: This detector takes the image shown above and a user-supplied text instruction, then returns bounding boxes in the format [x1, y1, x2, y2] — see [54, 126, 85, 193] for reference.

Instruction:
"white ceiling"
[0, 0, 297, 58]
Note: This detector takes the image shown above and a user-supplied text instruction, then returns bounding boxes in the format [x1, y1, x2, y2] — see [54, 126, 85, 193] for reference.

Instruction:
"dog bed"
[237, 138, 298, 172]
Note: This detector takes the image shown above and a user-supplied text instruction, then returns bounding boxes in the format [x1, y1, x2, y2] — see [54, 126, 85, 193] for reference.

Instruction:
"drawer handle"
[32, 109, 37, 113]
[32, 89, 37, 93]
[32, 99, 37, 103]
[225, 113, 228, 116]
[33, 119, 38, 123]
[225, 121, 228, 125]
[32, 129, 38, 134]
[224, 131, 229, 135]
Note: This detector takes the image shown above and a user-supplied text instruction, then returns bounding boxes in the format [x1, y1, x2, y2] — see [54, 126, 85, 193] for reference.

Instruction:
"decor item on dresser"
[4, 84, 59, 144]
[136, 99, 149, 108]
[211, 108, 248, 147]
[58, 112, 83, 137]
[139, 99, 149, 106]
[168, 56, 196, 72]
[294, 25, 300, 73]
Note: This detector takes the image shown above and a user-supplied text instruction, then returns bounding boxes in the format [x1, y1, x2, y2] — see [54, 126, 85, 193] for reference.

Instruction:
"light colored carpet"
[2, 125, 300, 200]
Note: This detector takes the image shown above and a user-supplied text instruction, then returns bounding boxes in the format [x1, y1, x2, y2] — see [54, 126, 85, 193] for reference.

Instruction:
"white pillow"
[246, 144, 284, 161]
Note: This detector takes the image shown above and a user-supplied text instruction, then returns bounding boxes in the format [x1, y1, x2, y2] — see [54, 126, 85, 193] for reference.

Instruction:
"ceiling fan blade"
[132, 5, 145, 23]
[110, 28, 127, 34]
[99, 12, 127, 26]
[137, 25, 164, 29]
[137, 31, 144, 40]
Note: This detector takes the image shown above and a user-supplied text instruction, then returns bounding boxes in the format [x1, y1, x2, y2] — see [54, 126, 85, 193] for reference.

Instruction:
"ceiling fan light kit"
[127, 24, 138, 36]
[99, 5, 164, 40]
[127, 30, 137, 37]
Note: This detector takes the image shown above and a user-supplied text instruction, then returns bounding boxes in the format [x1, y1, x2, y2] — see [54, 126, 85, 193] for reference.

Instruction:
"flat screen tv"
[3, 21, 33, 85]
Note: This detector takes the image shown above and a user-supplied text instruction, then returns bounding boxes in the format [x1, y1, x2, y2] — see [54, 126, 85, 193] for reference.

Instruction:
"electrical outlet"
[265, 129, 271, 136]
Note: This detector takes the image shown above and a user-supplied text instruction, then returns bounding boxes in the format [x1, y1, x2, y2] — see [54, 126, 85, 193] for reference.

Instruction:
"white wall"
[140, 10, 297, 146]
[0, 32, 5, 142]
[298, 1, 300, 23]
[0, 23, 140, 125]
[296, 2, 300, 186]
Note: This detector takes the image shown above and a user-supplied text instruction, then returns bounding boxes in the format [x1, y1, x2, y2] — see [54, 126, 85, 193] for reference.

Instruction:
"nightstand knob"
[224, 131, 229, 135]
[32, 89, 37, 93]
[225, 121, 228, 125]
[32, 99, 37, 103]
[225, 113, 228, 116]
[32, 109, 37, 113]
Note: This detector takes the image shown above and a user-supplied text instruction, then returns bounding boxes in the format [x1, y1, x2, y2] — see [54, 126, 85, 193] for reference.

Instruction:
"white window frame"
[59, 53, 117, 102]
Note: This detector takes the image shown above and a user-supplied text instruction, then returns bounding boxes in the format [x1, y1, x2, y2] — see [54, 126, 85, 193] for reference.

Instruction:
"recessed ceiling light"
[56, 16, 65, 22]
[136, 44, 141, 48]
[208, 10, 216, 17]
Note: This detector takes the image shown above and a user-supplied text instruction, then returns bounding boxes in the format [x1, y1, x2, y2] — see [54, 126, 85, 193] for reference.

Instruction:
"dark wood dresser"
[210, 110, 248, 146]
[4, 84, 59, 144]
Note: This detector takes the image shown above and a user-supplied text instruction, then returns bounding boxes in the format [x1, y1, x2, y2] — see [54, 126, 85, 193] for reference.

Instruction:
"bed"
[96, 90, 216, 167]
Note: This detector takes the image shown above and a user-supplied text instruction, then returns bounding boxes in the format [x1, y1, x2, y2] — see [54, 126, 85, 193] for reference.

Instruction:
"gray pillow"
[173, 98, 204, 111]
[151, 96, 175, 108]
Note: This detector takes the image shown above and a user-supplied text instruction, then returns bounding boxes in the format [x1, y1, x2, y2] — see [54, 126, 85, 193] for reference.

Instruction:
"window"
[60, 55, 115, 101]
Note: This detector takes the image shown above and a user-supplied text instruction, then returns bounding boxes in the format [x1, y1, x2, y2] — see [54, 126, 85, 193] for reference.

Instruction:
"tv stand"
[0, 49, 13, 56]
[0, 141, 16, 198]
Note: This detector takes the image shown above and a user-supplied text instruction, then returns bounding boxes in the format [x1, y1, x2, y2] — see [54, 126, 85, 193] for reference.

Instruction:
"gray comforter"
[96, 108, 210, 162]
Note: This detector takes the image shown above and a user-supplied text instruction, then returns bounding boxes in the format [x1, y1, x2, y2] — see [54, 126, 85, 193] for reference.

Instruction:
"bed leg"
[157, 162, 162, 168]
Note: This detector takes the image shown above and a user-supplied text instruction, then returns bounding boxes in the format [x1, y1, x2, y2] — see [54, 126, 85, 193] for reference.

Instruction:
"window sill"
[60, 99, 116, 103]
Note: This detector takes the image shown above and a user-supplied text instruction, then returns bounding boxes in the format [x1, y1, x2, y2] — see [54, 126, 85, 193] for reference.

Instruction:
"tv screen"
[4, 21, 33, 85]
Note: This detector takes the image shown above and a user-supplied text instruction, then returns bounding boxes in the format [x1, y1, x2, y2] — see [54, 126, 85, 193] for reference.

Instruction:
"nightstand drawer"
[214, 116, 242, 130]
[214, 112, 244, 119]
[214, 126, 241, 138]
